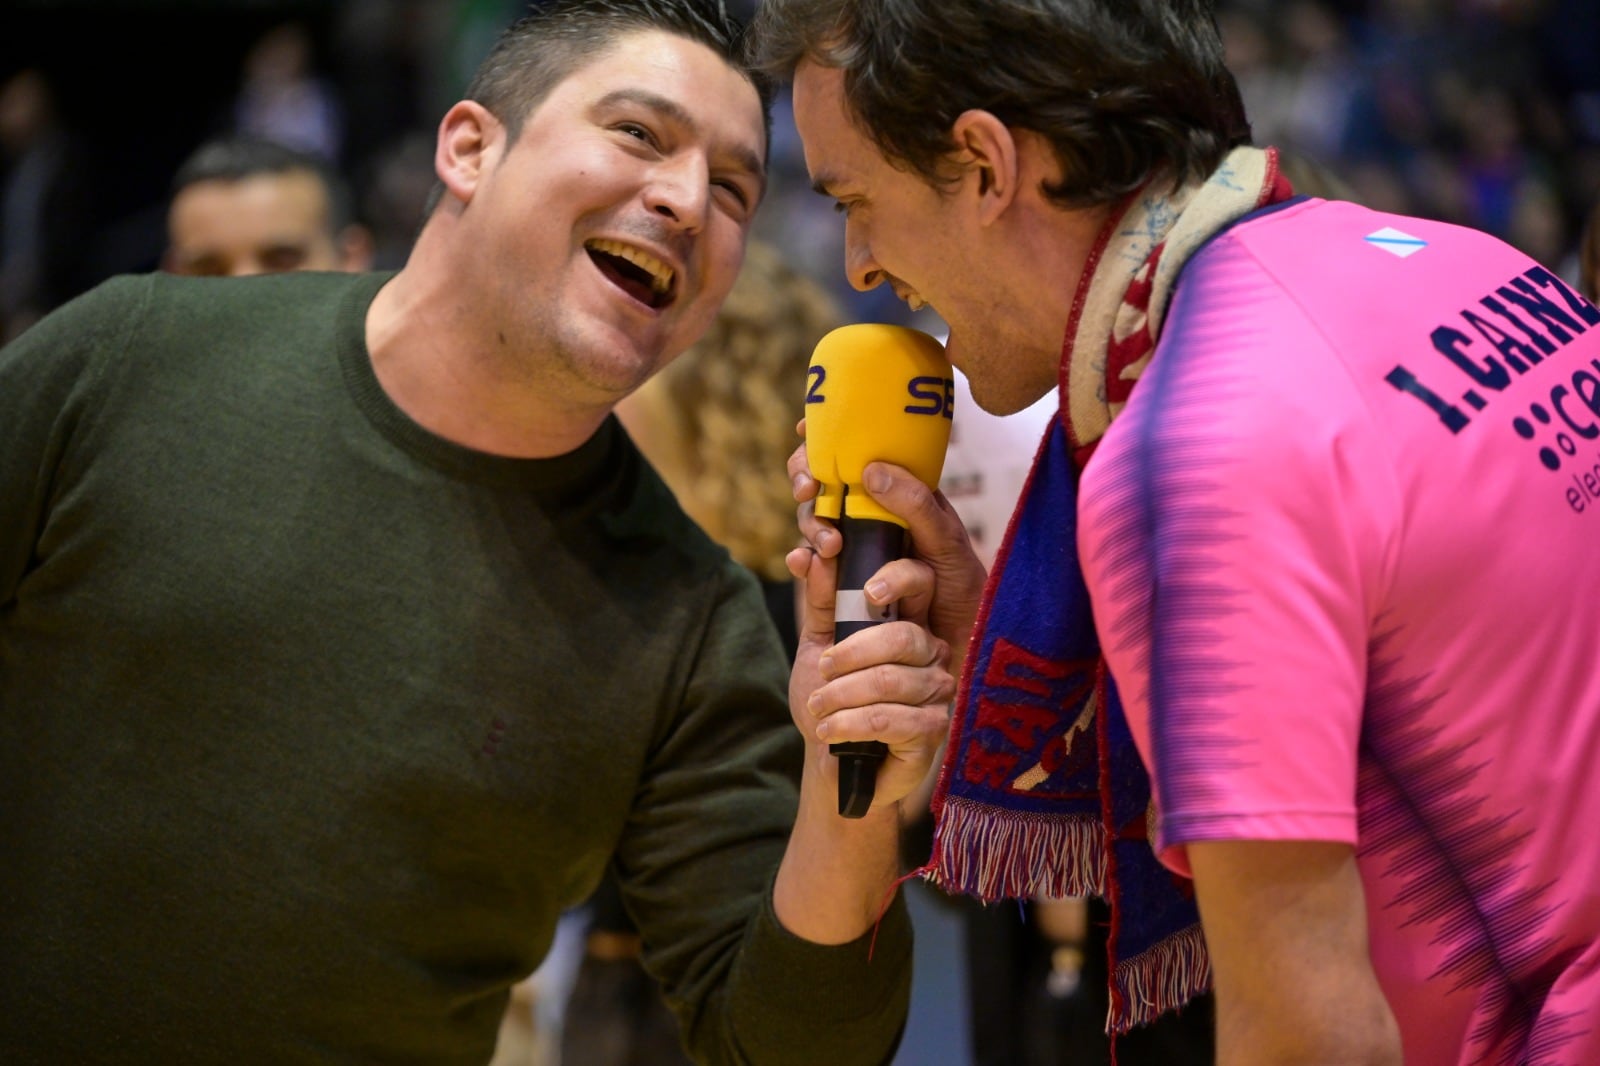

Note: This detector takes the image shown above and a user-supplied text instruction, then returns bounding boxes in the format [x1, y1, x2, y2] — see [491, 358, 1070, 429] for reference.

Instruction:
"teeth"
[904, 292, 926, 312]
[589, 239, 674, 293]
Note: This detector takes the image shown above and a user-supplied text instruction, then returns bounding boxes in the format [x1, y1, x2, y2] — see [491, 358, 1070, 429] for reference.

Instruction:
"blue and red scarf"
[917, 146, 1292, 1032]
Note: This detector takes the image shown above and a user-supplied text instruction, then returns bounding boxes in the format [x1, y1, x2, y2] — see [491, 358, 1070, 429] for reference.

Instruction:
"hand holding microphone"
[803, 323, 954, 818]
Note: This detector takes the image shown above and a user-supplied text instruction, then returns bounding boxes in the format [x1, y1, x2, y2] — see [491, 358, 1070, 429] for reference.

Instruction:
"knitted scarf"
[918, 145, 1292, 1033]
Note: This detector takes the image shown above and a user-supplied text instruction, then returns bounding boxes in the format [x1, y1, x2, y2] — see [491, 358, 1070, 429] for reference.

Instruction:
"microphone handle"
[830, 515, 910, 818]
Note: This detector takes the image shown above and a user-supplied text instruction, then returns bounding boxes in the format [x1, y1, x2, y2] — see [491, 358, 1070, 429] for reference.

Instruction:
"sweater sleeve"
[0, 275, 147, 606]
[611, 559, 913, 1065]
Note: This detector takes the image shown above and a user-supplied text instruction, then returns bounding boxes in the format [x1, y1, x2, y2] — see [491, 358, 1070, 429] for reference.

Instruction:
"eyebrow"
[595, 87, 767, 192]
[809, 173, 841, 198]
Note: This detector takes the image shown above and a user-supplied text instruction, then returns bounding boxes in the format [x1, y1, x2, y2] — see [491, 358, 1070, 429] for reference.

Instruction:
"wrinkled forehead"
[790, 60, 872, 180]
[549, 29, 767, 153]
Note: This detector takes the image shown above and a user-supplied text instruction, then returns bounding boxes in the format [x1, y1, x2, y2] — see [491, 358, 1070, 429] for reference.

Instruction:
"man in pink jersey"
[752, 1, 1600, 1063]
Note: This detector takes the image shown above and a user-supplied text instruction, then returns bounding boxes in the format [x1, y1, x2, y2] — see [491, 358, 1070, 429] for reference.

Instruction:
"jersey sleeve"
[610, 559, 912, 1064]
[1078, 239, 1401, 876]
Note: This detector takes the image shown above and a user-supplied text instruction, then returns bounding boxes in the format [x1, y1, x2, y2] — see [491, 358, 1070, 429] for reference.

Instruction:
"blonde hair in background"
[1581, 193, 1599, 305]
[619, 240, 845, 581]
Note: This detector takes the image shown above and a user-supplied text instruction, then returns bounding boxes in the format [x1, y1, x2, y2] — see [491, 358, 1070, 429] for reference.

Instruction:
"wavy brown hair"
[749, 0, 1251, 207]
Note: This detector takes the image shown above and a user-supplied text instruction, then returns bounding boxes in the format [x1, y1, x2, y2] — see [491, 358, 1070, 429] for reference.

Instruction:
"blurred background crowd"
[3, 0, 1599, 344]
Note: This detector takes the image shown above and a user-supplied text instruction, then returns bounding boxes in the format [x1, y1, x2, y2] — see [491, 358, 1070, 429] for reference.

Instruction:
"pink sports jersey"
[1078, 196, 1600, 1064]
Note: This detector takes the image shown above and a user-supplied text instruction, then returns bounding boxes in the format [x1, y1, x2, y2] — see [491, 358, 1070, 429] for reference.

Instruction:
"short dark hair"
[467, 0, 774, 147]
[749, 0, 1252, 208]
[417, 0, 773, 218]
[171, 135, 356, 232]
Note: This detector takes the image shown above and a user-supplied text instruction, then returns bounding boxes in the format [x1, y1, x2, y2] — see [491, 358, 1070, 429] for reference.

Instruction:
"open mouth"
[586, 239, 676, 310]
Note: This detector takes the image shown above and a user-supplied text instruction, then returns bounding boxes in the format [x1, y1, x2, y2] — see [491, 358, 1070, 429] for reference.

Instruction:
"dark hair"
[171, 135, 357, 232]
[749, 0, 1252, 207]
[467, 0, 773, 146]
[418, 0, 773, 218]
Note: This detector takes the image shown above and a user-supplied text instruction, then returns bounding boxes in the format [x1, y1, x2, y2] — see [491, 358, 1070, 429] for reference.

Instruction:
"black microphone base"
[828, 515, 907, 818]
[830, 740, 888, 818]
[835, 517, 909, 595]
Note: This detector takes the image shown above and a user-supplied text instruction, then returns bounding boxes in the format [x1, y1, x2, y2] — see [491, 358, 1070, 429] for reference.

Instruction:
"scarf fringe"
[1108, 922, 1212, 1033]
[923, 797, 1107, 901]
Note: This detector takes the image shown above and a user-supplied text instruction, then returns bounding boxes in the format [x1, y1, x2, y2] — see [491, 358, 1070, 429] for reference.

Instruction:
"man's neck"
[364, 266, 610, 460]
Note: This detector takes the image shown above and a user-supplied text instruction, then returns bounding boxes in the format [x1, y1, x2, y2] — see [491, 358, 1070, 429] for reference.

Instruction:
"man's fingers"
[859, 460, 987, 651]
[821, 620, 947, 675]
[788, 438, 847, 557]
[794, 496, 841, 559]
[787, 440, 819, 503]
[855, 557, 934, 615]
[811, 699, 952, 748]
[862, 461, 964, 543]
[807, 661, 957, 724]
[860, 460, 978, 579]
[785, 544, 814, 583]
[793, 543, 837, 646]
[806, 621, 954, 722]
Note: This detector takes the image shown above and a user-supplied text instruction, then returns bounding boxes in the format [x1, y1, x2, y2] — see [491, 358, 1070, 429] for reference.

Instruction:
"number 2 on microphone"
[805, 365, 826, 405]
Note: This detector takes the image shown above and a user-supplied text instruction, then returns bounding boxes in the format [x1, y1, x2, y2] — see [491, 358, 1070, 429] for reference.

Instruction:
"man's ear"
[950, 109, 1019, 225]
[434, 100, 501, 207]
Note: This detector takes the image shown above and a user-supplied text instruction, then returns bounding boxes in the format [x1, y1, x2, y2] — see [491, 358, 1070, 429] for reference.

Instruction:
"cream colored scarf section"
[1065, 145, 1279, 449]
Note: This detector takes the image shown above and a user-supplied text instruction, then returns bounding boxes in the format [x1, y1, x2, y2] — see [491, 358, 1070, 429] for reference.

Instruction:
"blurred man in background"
[164, 134, 373, 277]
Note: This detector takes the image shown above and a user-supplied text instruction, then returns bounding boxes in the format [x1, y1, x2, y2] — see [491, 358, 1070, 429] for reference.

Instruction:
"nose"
[844, 220, 884, 293]
[645, 153, 710, 234]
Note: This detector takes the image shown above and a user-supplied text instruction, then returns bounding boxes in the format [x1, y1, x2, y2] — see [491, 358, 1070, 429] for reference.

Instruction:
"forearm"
[1191, 840, 1402, 1066]
[772, 751, 903, 943]
[1216, 993, 1400, 1066]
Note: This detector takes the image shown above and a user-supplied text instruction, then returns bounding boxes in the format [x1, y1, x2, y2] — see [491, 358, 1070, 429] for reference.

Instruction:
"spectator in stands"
[164, 134, 373, 277]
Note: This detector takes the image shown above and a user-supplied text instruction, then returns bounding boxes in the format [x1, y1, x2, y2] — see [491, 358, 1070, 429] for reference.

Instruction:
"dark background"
[6, 2, 342, 275]
[3, 0, 1599, 333]
[1, 0, 450, 283]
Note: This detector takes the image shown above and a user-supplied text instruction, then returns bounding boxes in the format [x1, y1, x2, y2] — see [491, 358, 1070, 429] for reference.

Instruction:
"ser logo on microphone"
[806, 366, 955, 419]
[905, 374, 956, 419]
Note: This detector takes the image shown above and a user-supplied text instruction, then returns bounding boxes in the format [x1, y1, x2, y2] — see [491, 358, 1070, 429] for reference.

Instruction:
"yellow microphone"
[804, 323, 953, 817]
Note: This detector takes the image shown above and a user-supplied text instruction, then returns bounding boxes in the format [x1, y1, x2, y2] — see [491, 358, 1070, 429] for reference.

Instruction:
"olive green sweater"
[0, 271, 911, 1064]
